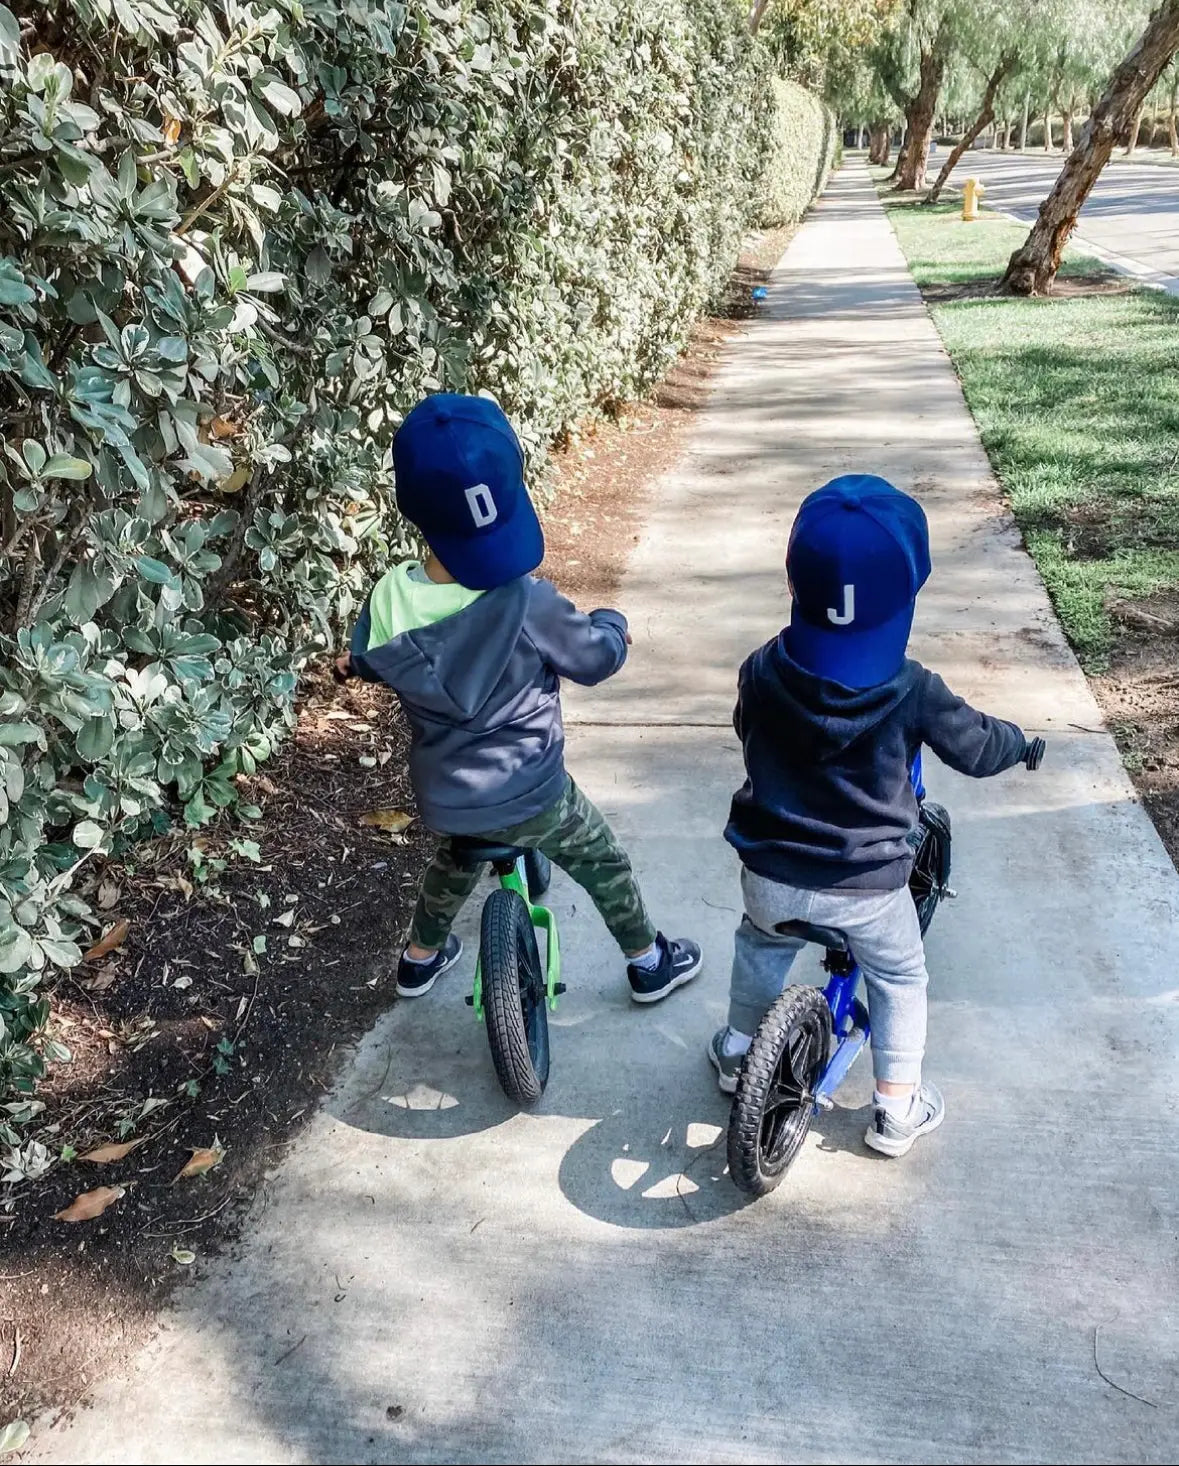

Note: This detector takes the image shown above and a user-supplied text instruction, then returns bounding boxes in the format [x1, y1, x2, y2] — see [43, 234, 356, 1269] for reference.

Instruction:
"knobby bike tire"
[480, 888, 550, 1105]
[728, 984, 832, 1197]
[524, 847, 552, 901]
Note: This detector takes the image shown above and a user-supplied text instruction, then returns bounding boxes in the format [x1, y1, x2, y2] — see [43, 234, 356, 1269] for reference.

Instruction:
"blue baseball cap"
[786, 475, 931, 689]
[392, 393, 544, 590]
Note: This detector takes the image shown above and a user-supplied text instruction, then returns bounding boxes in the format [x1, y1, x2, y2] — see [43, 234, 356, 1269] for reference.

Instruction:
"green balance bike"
[457, 839, 562, 1105]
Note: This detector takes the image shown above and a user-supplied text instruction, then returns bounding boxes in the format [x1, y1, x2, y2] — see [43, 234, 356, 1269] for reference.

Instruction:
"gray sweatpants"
[729, 868, 928, 1086]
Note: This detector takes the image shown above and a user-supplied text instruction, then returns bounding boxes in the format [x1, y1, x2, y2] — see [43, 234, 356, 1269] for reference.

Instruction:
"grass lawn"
[882, 194, 1179, 669]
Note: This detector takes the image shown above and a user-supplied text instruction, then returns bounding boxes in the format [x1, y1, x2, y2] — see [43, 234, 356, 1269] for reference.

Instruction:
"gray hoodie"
[351, 574, 628, 834]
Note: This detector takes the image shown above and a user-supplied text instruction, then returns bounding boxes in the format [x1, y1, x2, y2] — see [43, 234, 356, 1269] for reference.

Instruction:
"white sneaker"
[864, 1082, 945, 1158]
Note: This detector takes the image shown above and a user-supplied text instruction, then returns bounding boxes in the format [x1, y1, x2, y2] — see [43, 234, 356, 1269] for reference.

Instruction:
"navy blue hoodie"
[725, 633, 1028, 891]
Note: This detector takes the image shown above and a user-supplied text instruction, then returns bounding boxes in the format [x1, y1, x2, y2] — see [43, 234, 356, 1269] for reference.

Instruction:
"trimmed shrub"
[755, 78, 837, 227]
[0, 0, 830, 1123]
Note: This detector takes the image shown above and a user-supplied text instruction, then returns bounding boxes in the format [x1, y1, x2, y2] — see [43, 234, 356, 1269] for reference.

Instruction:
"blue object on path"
[751, 286, 768, 300]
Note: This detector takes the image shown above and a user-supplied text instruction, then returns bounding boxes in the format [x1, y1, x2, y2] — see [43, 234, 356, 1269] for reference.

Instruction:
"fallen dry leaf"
[171, 1245, 196, 1266]
[83, 917, 130, 962]
[79, 1138, 144, 1164]
[176, 1145, 225, 1181]
[0, 1421, 31, 1457]
[163, 115, 182, 145]
[211, 415, 239, 439]
[97, 878, 120, 910]
[53, 1185, 125, 1222]
[359, 809, 414, 834]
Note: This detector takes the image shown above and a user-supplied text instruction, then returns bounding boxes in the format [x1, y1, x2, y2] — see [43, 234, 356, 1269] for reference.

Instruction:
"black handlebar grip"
[1024, 736, 1045, 771]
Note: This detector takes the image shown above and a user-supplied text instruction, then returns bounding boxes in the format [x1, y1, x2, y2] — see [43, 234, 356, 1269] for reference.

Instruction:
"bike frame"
[812, 752, 925, 1111]
[471, 858, 562, 1023]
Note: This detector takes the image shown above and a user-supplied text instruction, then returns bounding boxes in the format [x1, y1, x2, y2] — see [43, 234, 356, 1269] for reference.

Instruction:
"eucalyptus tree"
[874, 0, 959, 190]
[924, 3, 1031, 201]
[1003, 0, 1179, 293]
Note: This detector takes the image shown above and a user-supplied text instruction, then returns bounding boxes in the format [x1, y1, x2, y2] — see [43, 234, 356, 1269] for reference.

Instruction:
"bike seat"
[774, 919, 850, 953]
[450, 838, 524, 870]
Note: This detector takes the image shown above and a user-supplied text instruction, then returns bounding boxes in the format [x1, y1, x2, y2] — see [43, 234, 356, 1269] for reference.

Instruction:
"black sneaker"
[396, 933, 463, 998]
[627, 934, 703, 1005]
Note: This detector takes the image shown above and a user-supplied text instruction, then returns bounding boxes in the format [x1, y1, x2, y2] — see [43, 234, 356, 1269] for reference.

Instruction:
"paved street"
[944, 148, 1179, 289]
[34, 163, 1179, 1465]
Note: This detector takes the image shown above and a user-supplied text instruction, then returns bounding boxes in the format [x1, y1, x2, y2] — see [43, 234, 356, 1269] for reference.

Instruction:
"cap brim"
[787, 600, 915, 690]
[426, 496, 545, 591]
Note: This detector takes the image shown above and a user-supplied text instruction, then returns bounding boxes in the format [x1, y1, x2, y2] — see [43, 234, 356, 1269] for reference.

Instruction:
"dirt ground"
[0, 222, 796, 1428]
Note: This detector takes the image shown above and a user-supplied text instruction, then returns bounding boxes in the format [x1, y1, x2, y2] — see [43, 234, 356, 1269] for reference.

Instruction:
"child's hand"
[333, 652, 353, 683]
[625, 631, 633, 646]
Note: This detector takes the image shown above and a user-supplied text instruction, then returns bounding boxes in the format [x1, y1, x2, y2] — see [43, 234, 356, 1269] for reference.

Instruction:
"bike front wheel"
[480, 888, 550, 1105]
[727, 985, 832, 1196]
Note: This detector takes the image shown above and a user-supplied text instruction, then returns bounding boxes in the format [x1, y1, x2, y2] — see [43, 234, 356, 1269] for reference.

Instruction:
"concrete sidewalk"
[36, 163, 1179, 1465]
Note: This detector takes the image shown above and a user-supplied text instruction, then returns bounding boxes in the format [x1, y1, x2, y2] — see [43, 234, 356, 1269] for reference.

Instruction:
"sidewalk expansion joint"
[565, 720, 735, 729]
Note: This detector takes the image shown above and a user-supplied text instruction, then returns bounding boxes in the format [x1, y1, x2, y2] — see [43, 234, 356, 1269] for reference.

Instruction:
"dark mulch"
[0, 219, 797, 1426]
[1093, 589, 1179, 867]
[1, 673, 434, 1419]
[921, 268, 1133, 304]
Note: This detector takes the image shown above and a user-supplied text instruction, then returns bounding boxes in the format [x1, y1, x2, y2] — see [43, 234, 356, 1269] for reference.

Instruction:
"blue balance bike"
[726, 752, 955, 1196]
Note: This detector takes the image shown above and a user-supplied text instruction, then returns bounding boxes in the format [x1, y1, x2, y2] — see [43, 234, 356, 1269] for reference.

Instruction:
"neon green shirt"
[366, 561, 484, 648]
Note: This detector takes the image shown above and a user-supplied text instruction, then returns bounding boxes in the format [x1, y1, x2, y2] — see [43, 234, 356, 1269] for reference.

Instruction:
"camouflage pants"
[410, 777, 657, 955]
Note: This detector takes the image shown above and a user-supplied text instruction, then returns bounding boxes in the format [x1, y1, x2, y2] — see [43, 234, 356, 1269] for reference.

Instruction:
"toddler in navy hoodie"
[710, 475, 1043, 1156]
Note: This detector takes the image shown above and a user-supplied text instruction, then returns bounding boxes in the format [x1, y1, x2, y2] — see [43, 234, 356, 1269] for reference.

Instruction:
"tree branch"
[23, 518, 86, 627]
[13, 535, 40, 631]
[203, 467, 269, 614]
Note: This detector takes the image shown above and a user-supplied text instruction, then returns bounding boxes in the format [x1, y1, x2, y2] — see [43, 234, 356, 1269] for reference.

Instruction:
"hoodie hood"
[354, 578, 531, 722]
[749, 632, 922, 763]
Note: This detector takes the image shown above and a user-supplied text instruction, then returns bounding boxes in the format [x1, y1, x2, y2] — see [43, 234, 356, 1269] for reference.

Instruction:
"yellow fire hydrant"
[962, 177, 985, 222]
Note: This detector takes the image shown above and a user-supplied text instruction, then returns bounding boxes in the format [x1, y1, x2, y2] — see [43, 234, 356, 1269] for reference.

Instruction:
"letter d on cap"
[465, 483, 498, 528]
[827, 584, 855, 625]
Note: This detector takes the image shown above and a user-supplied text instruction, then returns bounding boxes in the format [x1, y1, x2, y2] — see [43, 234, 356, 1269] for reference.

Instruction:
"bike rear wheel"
[480, 888, 550, 1105]
[728, 985, 831, 1196]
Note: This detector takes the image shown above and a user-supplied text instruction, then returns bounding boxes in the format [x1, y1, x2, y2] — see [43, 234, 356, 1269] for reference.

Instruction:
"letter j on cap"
[465, 483, 498, 528]
[827, 584, 855, 625]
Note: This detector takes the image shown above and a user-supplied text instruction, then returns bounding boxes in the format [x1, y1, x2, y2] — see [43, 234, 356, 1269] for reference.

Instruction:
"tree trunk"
[748, 0, 772, 32]
[1043, 102, 1053, 149]
[1003, 0, 1179, 296]
[894, 38, 949, 190]
[1019, 89, 1031, 149]
[926, 53, 1018, 204]
[868, 122, 891, 165]
[1127, 104, 1145, 152]
[1170, 77, 1178, 151]
[1004, 117, 1016, 148]
[888, 127, 908, 182]
[1063, 95, 1075, 150]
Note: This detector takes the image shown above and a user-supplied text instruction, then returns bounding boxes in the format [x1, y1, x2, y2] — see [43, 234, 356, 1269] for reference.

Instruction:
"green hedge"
[755, 78, 837, 228]
[0, 0, 829, 1130]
